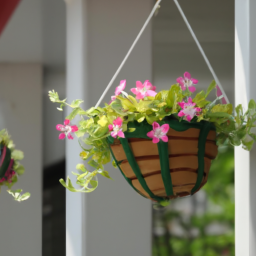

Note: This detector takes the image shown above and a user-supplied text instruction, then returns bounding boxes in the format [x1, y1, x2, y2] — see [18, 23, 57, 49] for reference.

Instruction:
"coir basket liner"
[108, 118, 218, 203]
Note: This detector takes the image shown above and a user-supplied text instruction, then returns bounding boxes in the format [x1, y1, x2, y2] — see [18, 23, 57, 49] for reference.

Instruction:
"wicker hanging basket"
[108, 118, 218, 202]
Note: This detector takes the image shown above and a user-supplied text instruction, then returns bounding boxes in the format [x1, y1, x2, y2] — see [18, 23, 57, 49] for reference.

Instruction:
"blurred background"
[0, 0, 234, 255]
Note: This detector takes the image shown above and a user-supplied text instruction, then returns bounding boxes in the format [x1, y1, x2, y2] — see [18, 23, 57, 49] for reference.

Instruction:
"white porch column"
[66, 1, 88, 256]
[235, 0, 256, 255]
[66, 0, 152, 255]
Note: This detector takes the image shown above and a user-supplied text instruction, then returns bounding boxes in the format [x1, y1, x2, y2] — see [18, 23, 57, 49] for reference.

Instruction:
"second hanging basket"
[108, 119, 218, 202]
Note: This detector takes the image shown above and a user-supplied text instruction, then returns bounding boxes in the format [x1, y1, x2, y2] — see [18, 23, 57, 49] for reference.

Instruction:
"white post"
[66, 1, 88, 256]
[235, 0, 256, 255]
[66, 0, 152, 255]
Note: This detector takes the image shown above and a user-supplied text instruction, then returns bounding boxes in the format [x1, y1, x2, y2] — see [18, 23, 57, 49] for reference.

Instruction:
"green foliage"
[7, 189, 31, 202]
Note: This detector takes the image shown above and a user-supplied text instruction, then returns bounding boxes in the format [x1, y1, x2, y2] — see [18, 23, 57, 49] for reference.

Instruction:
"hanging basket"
[108, 118, 218, 202]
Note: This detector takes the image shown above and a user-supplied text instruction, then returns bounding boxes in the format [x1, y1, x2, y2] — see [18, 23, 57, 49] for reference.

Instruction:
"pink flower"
[130, 80, 157, 100]
[178, 97, 201, 122]
[56, 119, 78, 140]
[110, 80, 126, 103]
[216, 85, 227, 104]
[176, 72, 198, 92]
[108, 117, 125, 138]
[147, 122, 170, 144]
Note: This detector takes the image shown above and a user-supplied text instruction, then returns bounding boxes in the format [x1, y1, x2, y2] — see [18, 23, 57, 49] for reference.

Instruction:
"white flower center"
[60, 125, 72, 133]
[154, 128, 165, 139]
[185, 79, 193, 87]
[113, 125, 121, 133]
[183, 105, 196, 117]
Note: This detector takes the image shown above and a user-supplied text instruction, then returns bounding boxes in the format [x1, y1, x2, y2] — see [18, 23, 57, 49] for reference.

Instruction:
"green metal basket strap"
[0, 145, 12, 179]
[108, 143, 147, 199]
[120, 138, 163, 202]
[157, 141, 174, 196]
[191, 122, 212, 194]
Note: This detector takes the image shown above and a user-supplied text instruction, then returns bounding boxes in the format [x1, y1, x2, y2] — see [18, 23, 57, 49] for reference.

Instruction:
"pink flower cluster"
[131, 80, 157, 100]
[147, 122, 170, 144]
[177, 72, 198, 93]
[108, 117, 125, 138]
[56, 119, 78, 140]
[178, 97, 201, 122]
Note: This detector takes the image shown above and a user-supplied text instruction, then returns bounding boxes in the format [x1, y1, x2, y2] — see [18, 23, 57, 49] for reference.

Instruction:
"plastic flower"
[216, 85, 227, 104]
[56, 119, 78, 140]
[147, 122, 170, 143]
[108, 117, 125, 138]
[110, 80, 126, 103]
[130, 80, 157, 99]
[178, 97, 201, 122]
[177, 72, 198, 92]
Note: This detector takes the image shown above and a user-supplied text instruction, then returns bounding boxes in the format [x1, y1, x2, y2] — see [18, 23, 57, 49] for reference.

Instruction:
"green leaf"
[76, 164, 87, 172]
[127, 95, 138, 105]
[80, 151, 91, 160]
[193, 91, 210, 108]
[70, 99, 83, 108]
[48, 90, 60, 103]
[128, 128, 136, 133]
[159, 200, 170, 207]
[60, 176, 98, 193]
[19, 193, 31, 201]
[235, 104, 243, 125]
[117, 96, 137, 112]
[166, 84, 183, 112]
[248, 99, 256, 115]
[88, 160, 99, 168]
[211, 104, 233, 115]
[97, 116, 108, 127]
[98, 170, 112, 179]
[249, 133, 256, 141]
[155, 90, 169, 101]
[112, 160, 118, 169]
[137, 116, 145, 123]
[90, 180, 98, 189]
[75, 129, 87, 138]
[77, 172, 89, 180]
[7, 189, 30, 202]
[15, 165, 25, 175]
[145, 115, 159, 125]
[66, 107, 81, 120]
[242, 138, 254, 151]
[12, 150, 24, 161]
[205, 80, 216, 97]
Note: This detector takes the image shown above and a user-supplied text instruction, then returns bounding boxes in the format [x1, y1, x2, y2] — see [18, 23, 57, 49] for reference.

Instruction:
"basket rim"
[108, 119, 216, 144]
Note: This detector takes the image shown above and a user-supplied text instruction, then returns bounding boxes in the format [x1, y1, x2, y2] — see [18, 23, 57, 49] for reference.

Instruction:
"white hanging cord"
[95, 0, 162, 107]
[173, 0, 230, 104]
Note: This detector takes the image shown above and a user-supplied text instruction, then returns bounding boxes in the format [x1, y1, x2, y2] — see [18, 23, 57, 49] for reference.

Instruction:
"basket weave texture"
[108, 119, 218, 202]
